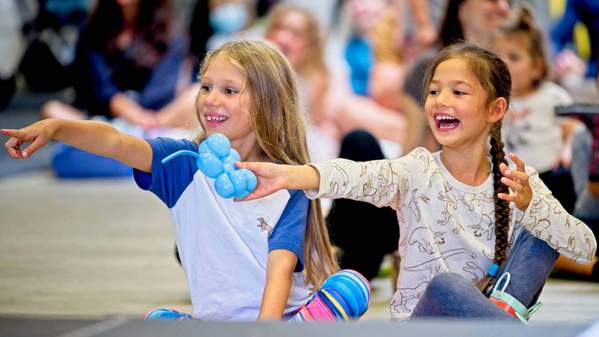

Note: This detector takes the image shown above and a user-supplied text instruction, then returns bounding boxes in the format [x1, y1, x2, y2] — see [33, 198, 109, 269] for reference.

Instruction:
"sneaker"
[144, 308, 192, 320]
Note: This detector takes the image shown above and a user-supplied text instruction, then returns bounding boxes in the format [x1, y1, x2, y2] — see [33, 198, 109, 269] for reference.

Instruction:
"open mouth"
[434, 114, 460, 130]
[204, 114, 229, 127]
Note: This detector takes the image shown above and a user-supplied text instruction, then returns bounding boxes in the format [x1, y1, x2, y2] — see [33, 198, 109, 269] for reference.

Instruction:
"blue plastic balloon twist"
[161, 133, 257, 199]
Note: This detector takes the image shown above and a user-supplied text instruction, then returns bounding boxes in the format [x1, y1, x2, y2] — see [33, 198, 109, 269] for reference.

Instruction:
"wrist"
[288, 165, 320, 191]
[46, 118, 62, 140]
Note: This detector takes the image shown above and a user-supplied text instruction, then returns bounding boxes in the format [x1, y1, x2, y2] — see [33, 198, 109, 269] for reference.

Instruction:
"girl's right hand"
[1, 119, 57, 159]
[235, 161, 289, 201]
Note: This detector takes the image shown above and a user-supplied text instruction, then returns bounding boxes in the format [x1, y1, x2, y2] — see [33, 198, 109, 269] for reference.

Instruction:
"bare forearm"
[287, 165, 320, 191]
[258, 250, 296, 320]
[53, 119, 123, 157]
[52, 119, 152, 172]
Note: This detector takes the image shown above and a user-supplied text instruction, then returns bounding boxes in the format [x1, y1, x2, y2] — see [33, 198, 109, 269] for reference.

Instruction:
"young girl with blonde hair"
[2, 41, 338, 321]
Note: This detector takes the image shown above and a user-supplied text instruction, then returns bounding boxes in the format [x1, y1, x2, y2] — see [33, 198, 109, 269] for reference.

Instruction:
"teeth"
[435, 115, 456, 121]
[206, 115, 227, 122]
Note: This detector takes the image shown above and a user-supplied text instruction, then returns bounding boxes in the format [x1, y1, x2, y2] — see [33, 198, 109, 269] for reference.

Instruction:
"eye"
[199, 84, 211, 93]
[454, 90, 467, 96]
[224, 87, 239, 95]
[428, 89, 439, 96]
[508, 53, 520, 62]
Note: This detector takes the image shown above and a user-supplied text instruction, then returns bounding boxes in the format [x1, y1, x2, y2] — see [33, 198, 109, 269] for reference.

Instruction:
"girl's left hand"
[498, 153, 532, 211]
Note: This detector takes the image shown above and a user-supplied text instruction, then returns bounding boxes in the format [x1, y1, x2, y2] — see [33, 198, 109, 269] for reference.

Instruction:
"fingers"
[508, 152, 525, 172]
[21, 136, 46, 158]
[235, 161, 261, 170]
[4, 137, 24, 159]
[500, 175, 524, 193]
[235, 190, 263, 202]
[0, 128, 22, 138]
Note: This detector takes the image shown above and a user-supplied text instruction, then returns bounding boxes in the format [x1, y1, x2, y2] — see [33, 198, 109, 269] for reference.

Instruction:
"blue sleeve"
[133, 137, 198, 208]
[268, 190, 309, 272]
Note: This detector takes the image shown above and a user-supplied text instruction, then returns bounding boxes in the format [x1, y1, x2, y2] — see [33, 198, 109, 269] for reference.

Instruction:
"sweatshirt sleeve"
[305, 148, 428, 209]
[516, 166, 597, 263]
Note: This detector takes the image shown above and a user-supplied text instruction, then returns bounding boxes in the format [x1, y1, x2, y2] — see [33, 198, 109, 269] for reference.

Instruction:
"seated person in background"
[42, 0, 197, 130]
[555, 69, 599, 281]
[334, 0, 425, 157]
[492, 6, 578, 213]
[265, 4, 340, 162]
[206, 0, 262, 51]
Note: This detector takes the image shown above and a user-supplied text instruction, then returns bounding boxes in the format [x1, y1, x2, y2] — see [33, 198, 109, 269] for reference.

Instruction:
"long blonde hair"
[196, 40, 338, 287]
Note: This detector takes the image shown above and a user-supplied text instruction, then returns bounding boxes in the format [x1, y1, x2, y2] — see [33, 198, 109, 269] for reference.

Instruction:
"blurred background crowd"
[1, 0, 599, 285]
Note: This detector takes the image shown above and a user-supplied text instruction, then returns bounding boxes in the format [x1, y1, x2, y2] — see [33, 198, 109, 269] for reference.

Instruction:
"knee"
[424, 272, 466, 299]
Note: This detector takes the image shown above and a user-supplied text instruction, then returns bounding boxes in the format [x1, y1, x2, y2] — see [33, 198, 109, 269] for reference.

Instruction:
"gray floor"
[1, 93, 599, 326]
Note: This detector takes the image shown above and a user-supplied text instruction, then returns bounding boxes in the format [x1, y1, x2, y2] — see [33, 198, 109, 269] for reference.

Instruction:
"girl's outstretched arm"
[2, 119, 152, 172]
[258, 250, 298, 320]
[235, 162, 320, 200]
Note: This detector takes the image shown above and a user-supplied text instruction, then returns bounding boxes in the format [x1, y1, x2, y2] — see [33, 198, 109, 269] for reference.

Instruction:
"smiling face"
[425, 57, 499, 151]
[196, 53, 257, 152]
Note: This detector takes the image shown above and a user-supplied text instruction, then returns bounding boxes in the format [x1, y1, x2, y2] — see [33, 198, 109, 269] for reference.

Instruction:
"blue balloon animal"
[161, 133, 257, 199]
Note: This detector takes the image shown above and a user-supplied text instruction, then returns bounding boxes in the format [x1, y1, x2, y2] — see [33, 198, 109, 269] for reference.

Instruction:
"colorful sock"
[289, 269, 370, 322]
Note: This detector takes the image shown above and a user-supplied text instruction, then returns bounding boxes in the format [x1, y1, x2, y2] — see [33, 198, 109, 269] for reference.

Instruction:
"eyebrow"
[430, 79, 473, 88]
[200, 77, 241, 86]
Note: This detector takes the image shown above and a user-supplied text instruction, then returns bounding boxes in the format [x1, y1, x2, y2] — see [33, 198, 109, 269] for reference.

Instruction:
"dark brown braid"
[423, 44, 512, 292]
[477, 122, 512, 292]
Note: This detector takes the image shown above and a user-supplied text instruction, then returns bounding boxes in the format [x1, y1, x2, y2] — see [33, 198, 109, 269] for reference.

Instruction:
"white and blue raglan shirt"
[133, 138, 312, 321]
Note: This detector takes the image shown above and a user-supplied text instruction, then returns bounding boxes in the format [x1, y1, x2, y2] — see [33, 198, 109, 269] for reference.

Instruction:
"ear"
[488, 97, 507, 123]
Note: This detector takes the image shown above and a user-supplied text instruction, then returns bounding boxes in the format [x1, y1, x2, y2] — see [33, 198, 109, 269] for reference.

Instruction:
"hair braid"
[476, 122, 511, 292]
[489, 122, 511, 266]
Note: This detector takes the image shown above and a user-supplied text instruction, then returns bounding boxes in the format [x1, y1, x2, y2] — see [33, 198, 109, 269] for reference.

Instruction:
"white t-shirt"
[134, 138, 312, 320]
[503, 81, 574, 173]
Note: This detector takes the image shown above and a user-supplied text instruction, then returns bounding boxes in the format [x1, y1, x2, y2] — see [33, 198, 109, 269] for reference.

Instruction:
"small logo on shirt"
[256, 217, 273, 234]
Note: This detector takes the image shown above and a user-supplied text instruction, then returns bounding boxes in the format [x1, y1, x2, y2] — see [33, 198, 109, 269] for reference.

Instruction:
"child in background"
[238, 44, 596, 320]
[1, 41, 338, 321]
[492, 6, 578, 212]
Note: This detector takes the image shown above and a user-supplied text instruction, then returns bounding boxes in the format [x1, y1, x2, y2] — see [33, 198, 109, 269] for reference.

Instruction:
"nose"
[203, 88, 221, 108]
[434, 88, 451, 107]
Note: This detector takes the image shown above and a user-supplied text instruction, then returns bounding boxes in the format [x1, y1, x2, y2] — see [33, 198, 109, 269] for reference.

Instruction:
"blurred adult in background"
[42, 0, 196, 130]
[205, 0, 262, 51]
[329, 0, 424, 156]
[265, 4, 339, 162]
[403, 0, 512, 150]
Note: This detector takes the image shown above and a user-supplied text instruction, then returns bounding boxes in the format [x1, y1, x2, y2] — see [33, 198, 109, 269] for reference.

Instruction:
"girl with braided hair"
[237, 43, 597, 321]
